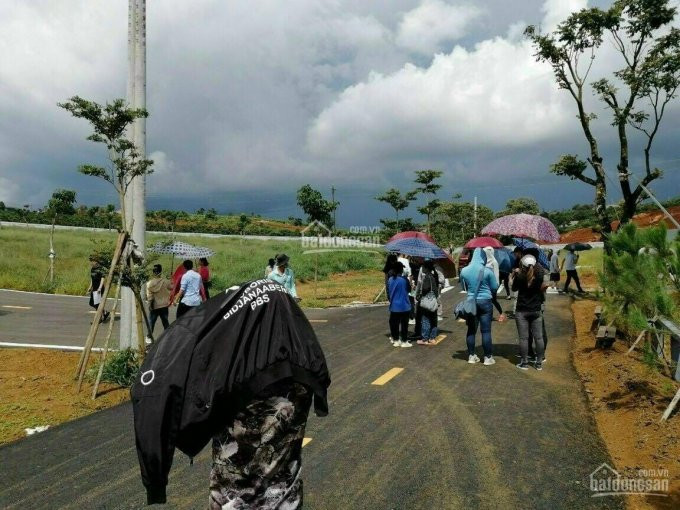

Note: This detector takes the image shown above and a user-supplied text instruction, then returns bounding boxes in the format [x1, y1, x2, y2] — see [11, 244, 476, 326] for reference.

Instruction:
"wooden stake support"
[75, 231, 128, 391]
[661, 387, 680, 422]
[92, 281, 121, 399]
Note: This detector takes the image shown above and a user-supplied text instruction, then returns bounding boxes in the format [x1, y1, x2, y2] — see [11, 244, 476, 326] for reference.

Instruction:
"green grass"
[0, 227, 384, 297]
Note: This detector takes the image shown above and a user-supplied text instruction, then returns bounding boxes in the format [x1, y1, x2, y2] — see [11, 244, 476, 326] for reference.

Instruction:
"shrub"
[90, 348, 141, 387]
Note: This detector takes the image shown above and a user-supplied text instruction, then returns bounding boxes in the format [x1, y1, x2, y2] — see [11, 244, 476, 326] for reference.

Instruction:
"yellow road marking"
[371, 367, 404, 386]
[308, 319, 328, 323]
[2, 305, 32, 310]
[302, 437, 313, 447]
[430, 334, 447, 345]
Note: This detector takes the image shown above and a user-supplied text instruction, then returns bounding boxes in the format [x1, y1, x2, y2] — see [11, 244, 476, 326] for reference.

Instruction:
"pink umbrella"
[387, 231, 437, 244]
[481, 214, 560, 243]
[464, 236, 504, 249]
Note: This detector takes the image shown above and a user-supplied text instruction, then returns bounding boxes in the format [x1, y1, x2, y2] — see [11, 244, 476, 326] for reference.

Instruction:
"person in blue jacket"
[459, 248, 499, 365]
[388, 262, 413, 348]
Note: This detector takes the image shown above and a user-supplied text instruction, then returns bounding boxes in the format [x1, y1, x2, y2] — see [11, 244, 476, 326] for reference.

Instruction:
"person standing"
[415, 259, 440, 345]
[265, 257, 276, 278]
[382, 253, 398, 302]
[460, 248, 499, 365]
[483, 247, 507, 322]
[146, 264, 172, 336]
[434, 262, 446, 318]
[86, 257, 110, 323]
[388, 262, 413, 348]
[548, 249, 561, 289]
[173, 259, 204, 318]
[513, 254, 548, 371]
[198, 257, 212, 299]
[562, 248, 584, 293]
[268, 253, 298, 299]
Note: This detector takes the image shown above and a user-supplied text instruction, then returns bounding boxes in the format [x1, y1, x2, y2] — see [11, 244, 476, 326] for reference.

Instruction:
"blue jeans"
[421, 310, 438, 340]
[465, 299, 493, 357]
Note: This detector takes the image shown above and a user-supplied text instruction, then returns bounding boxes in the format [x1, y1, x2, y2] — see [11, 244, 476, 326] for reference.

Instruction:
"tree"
[205, 207, 218, 220]
[59, 96, 153, 231]
[296, 184, 337, 226]
[430, 200, 494, 249]
[526, 1, 680, 242]
[411, 169, 443, 233]
[196, 208, 206, 215]
[375, 188, 417, 222]
[499, 197, 540, 216]
[45, 189, 77, 283]
[103, 204, 117, 231]
[0, 201, 5, 210]
[238, 213, 250, 235]
[379, 218, 419, 241]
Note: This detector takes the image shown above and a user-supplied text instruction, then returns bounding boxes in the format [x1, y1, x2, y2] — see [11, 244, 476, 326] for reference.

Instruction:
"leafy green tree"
[58, 96, 153, 230]
[379, 218, 419, 241]
[205, 207, 218, 220]
[196, 208, 206, 215]
[103, 204, 117, 231]
[499, 197, 540, 216]
[296, 184, 337, 226]
[431, 200, 494, 249]
[0, 201, 5, 210]
[375, 188, 417, 222]
[45, 189, 77, 283]
[238, 213, 250, 234]
[526, 1, 680, 243]
[411, 169, 443, 233]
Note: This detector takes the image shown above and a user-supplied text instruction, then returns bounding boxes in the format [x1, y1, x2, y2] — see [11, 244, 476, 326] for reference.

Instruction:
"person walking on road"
[198, 257, 212, 300]
[388, 262, 413, 348]
[548, 249, 561, 289]
[415, 259, 440, 345]
[86, 257, 110, 323]
[513, 254, 548, 371]
[460, 248, 499, 365]
[173, 259, 205, 319]
[268, 253, 299, 300]
[562, 248, 584, 293]
[146, 264, 172, 337]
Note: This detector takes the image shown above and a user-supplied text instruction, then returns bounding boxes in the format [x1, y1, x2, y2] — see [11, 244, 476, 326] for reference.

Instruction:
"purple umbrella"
[481, 214, 560, 243]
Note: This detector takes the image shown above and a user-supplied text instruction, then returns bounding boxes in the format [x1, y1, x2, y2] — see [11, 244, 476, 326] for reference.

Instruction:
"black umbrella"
[132, 280, 330, 502]
[563, 242, 592, 252]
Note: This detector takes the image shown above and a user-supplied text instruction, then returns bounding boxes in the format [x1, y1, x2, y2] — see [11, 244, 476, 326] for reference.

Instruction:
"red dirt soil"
[560, 206, 680, 243]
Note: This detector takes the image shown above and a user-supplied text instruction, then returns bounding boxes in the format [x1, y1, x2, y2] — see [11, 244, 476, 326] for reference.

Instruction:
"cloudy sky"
[1, 0, 680, 227]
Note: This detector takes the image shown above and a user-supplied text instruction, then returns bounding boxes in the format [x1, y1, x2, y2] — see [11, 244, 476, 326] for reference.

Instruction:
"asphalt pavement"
[0, 288, 622, 509]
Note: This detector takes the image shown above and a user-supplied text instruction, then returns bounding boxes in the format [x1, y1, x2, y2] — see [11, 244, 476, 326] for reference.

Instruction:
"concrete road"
[0, 289, 622, 509]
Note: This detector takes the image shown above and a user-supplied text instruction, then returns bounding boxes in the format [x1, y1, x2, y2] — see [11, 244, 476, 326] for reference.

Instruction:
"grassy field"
[0, 227, 385, 301]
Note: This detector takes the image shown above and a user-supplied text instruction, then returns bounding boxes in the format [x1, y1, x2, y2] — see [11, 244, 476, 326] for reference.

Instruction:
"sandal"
[427, 339, 437, 345]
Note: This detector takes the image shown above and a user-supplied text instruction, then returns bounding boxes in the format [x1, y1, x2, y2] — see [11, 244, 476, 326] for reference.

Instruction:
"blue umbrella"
[385, 237, 448, 259]
[512, 238, 549, 269]
[494, 247, 513, 273]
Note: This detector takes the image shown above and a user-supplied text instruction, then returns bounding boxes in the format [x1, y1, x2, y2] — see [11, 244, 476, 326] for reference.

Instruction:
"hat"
[521, 255, 536, 267]
[276, 253, 290, 266]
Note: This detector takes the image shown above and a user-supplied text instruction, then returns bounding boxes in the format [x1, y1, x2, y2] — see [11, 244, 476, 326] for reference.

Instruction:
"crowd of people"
[382, 245, 585, 371]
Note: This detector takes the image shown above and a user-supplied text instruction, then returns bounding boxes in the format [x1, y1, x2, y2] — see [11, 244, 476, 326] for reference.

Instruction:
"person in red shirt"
[198, 257, 211, 299]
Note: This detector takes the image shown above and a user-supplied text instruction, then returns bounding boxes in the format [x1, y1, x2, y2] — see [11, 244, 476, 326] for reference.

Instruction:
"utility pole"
[331, 186, 336, 231]
[120, 0, 147, 349]
[473, 196, 478, 237]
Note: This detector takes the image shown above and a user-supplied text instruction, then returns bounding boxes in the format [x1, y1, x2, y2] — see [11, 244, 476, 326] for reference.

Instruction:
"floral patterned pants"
[209, 382, 312, 509]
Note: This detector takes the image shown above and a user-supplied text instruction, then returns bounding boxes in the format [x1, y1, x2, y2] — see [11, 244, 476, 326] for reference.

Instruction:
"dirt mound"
[560, 206, 680, 242]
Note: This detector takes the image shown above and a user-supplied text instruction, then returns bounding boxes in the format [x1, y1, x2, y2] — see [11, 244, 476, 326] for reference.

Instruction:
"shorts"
[550, 272, 560, 282]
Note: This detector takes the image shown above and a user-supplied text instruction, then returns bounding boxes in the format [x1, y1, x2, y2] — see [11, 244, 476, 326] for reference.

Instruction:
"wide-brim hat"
[276, 253, 290, 265]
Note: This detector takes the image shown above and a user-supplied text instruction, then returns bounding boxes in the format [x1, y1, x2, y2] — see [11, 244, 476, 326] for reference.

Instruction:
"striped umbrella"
[149, 241, 215, 258]
[481, 214, 560, 243]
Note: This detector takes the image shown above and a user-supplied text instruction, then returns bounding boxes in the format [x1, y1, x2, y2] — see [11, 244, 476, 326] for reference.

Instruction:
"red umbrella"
[387, 231, 437, 244]
[464, 236, 504, 249]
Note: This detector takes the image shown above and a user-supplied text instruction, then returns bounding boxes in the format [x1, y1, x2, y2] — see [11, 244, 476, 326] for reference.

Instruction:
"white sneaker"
[389, 337, 396, 345]
[467, 354, 480, 364]
[393, 340, 402, 348]
[408, 318, 416, 325]
[483, 356, 496, 366]
[400, 341, 413, 348]
[145, 336, 152, 345]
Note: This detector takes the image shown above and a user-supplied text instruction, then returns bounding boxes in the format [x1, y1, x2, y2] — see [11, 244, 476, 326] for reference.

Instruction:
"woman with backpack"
[415, 259, 440, 345]
[512, 254, 548, 371]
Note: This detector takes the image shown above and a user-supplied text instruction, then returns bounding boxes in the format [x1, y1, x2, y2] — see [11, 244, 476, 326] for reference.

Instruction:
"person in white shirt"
[562, 249, 584, 293]
[548, 249, 562, 289]
[173, 259, 205, 318]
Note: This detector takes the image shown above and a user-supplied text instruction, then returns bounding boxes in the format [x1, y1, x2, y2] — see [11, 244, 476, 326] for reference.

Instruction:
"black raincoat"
[131, 279, 330, 505]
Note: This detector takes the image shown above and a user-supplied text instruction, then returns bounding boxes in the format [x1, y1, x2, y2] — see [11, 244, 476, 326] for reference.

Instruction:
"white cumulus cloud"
[396, 0, 483, 54]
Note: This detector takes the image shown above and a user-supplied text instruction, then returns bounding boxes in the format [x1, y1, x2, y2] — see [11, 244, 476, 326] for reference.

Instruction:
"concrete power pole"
[121, 0, 147, 349]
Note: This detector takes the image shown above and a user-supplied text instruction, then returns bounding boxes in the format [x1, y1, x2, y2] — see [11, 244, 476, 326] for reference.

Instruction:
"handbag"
[420, 275, 439, 312]
[454, 268, 485, 320]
